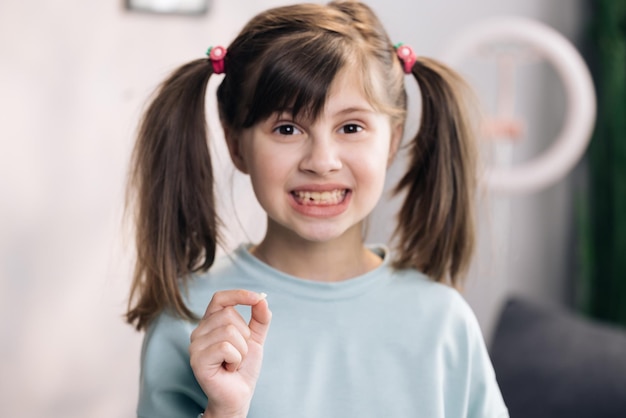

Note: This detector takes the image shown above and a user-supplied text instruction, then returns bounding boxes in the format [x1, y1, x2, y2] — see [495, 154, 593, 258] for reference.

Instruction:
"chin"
[291, 222, 359, 244]
[296, 230, 344, 243]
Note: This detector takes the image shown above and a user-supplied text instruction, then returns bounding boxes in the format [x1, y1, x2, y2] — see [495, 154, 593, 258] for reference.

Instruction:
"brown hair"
[392, 58, 477, 285]
[125, 1, 476, 331]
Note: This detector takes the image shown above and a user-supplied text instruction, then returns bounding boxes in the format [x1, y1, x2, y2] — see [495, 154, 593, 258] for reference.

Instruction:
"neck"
[251, 224, 382, 282]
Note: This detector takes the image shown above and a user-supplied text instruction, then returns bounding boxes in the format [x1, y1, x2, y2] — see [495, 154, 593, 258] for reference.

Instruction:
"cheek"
[249, 163, 278, 196]
[248, 147, 292, 181]
[246, 149, 292, 205]
[352, 152, 389, 198]
[362, 140, 393, 175]
[363, 141, 394, 197]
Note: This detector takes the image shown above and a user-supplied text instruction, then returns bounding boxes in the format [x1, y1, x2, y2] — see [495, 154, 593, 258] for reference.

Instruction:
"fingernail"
[259, 292, 268, 300]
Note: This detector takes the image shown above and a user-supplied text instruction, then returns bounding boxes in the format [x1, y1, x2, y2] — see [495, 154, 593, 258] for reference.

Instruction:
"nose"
[298, 135, 342, 176]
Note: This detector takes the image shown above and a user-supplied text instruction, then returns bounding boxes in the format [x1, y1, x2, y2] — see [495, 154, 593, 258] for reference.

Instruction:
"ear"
[387, 123, 403, 167]
[224, 126, 249, 174]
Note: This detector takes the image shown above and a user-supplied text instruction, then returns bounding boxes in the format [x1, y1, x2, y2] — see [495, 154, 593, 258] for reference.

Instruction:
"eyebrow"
[334, 106, 376, 116]
[271, 106, 375, 124]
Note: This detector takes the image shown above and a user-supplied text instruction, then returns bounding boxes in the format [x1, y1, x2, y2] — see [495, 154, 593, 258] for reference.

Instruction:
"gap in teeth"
[294, 189, 346, 205]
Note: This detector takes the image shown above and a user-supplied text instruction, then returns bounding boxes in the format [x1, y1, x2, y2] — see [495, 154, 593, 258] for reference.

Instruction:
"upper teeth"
[295, 190, 346, 205]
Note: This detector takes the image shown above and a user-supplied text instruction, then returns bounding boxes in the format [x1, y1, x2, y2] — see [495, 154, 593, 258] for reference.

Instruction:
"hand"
[189, 289, 272, 418]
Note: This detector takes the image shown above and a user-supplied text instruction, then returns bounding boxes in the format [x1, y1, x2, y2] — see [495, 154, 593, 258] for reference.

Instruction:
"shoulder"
[182, 245, 257, 315]
[384, 266, 484, 342]
[389, 267, 475, 316]
[138, 311, 205, 416]
[387, 268, 508, 417]
[141, 310, 195, 376]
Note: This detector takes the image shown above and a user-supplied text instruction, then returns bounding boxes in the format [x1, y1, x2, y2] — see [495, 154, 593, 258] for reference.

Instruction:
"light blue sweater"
[137, 245, 509, 418]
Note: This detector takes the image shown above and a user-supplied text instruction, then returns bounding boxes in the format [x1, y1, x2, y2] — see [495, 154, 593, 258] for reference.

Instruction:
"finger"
[249, 298, 272, 345]
[192, 307, 250, 342]
[191, 323, 249, 359]
[204, 289, 267, 317]
[191, 341, 243, 376]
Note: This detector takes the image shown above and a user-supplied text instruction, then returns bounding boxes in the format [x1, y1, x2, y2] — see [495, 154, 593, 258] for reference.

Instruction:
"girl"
[126, 1, 508, 417]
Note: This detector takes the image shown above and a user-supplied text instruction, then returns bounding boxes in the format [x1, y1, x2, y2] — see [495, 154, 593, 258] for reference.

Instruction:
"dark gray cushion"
[490, 298, 626, 418]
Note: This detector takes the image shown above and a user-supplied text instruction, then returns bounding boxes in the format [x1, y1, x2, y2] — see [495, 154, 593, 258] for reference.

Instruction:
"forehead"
[272, 60, 392, 123]
[317, 65, 378, 116]
[238, 34, 347, 128]
[228, 34, 402, 130]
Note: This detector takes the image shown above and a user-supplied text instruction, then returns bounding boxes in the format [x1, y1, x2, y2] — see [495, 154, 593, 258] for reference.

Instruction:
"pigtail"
[126, 59, 219, 331]
[393, 57, 477, 287]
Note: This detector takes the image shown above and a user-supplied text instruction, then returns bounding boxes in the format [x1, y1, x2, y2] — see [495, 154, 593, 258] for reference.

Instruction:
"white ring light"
[441, 17, 596, 194]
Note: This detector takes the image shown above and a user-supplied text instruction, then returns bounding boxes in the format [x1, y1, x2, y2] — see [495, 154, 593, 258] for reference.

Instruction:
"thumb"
[248, 296, 272, 345]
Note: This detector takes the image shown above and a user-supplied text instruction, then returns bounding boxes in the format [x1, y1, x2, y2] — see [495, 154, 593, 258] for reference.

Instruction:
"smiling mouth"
[291, 189, 348, 206]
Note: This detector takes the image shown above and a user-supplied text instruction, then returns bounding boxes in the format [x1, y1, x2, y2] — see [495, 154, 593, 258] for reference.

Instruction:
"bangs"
[242, 34, 347, 128]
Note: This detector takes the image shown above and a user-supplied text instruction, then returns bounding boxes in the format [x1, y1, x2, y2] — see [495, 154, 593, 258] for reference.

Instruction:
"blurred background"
[1, 0, 624, 417]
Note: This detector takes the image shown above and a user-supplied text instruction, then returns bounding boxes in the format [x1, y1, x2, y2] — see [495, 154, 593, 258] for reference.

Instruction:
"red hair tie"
[395, 43, 417, 74]
[206, 46, 226, 74]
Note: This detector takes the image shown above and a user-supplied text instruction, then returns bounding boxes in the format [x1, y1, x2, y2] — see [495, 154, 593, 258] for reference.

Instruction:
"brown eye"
[274, 124, 301, 135]
[341, 124, 363, 134]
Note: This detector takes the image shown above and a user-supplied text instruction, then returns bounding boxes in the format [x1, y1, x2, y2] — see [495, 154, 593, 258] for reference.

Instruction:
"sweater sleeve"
[137, 313, 207, 418]
[463, 306, 510, 418]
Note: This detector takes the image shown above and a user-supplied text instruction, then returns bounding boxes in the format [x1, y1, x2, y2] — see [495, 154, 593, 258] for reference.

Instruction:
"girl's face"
[228, 67, 402, 245]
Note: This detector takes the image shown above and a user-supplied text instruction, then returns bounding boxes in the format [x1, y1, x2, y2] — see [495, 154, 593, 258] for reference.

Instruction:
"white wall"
[0, 0, 587, 416]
